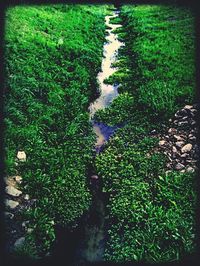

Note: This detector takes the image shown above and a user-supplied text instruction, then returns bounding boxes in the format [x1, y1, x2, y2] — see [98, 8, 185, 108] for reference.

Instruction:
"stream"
[75, 9, 124, 264]
[89, 9, 124, 153]
[51, 8, 124, 265]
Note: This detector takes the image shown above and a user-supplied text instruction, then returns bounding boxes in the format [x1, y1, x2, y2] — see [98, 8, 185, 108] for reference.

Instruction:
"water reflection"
[89, 12, 124, 150]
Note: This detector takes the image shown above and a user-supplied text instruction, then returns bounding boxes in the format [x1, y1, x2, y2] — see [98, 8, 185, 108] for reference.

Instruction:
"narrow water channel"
[75, 9, 124, 264]
[51, 9, 124, 265]
[89, 9, 124, 153]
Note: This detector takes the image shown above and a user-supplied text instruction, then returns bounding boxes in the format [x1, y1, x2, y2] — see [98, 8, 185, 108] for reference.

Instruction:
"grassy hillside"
[93, 4, 197, 263]
[4, 4, 108, 255]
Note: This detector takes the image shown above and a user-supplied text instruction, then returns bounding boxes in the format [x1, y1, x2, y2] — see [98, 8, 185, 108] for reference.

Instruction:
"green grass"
[96, 4, 195, 124]
[93, 4, 197, 263]
[4, 4, 109, 255]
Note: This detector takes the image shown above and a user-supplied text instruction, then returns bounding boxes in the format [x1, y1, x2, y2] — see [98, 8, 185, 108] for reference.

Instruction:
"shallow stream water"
[76, 10, 124, 263]
[89, 10, 124, 153]
[52, 9, 124, 265]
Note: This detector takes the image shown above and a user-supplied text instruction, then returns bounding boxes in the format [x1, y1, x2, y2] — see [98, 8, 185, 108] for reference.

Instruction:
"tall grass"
[4, 4, 108, 255]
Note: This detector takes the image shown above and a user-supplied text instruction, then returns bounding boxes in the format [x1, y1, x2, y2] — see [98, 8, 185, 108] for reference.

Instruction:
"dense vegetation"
[4, 4, 108, 255]
[95, 4, 195, 124]
[4, 3, 197, 263]
[94, 4, 197, 263]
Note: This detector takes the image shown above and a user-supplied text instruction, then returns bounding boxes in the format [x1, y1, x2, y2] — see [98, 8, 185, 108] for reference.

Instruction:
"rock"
[91, 175, 99, 180]
[191, 120, 196, 126]
[5, 199, 19, 209]
[5, 185, 22, 197]
[17, 151, 26, 162]
[24, 194, 30, 200]
[188, 135, 196, 142]
[177, 108, 187, 116]
[178, 121, 188, 126]
[15, 176, 22, 184]
[181, 143, 192, 153]
[174, 135, 184, 141]
[168, 128, 177, 134]
[184, 105, 193, 110]
[22, 221, 29, 228]
[151, 129, 157, 134]
[180, 169, 185, 173]
[27, 228, 33, 233]
[172, 146, 178, 153]
[175, 141, 185, 148]
[5, 212, 14, 219]
[186, 166, 195, 173]
[159, 140, 166, 146]
[175, 163, 185, 170]
[181, 153, 188, 158]
[14, 237, 25, 248]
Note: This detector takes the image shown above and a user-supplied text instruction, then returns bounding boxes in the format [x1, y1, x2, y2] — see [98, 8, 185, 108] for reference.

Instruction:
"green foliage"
[94, 5, 196, 263]
[103, 171, 197, 263]
[4, 4, 108, 254]
[104, 4, 195, 120]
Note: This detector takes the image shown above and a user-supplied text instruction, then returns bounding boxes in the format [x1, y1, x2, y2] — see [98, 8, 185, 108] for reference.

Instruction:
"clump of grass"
[4, 4, 109, 255]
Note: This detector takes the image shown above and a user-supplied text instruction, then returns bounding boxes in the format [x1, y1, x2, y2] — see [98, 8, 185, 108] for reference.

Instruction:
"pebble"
[17, 151, 26, 162]
[159, 140, 166, 146]
[5, 199, 19, 209]
[168, 128, 177, 134]
[175, 163, 185, 170]
[175, 141, 185, 148]
[15, 176, 22, 184]
[14, 237, 25, 248]
[173, 135, 184, 141]
[186, 166, 195, 173]
[184, 105, 193, 110]
[5, 212, 14, 219]
[24, 194, 30, 200]
[181, 144, 192, 153]
[91, 175, 99, 180]
[6, 185, 22, 197]
[172, 146, 177, 153]
[178, 121, 188, 126]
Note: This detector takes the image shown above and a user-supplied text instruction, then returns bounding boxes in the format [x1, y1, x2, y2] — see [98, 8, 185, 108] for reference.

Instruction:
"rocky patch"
[156, 104, 199, 173]
[4, 151, 33, 255]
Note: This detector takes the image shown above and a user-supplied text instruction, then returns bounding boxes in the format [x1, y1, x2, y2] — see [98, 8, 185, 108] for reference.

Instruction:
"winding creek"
[76, 9, 124, 264]
[89, 10, 124, 153]
[52, 9, 124, 265]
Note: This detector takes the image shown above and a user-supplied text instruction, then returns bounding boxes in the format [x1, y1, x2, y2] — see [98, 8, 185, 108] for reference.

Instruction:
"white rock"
[174, 135, 184, 141]
[186, 166, 195, 173]
[5, 199, 19, 209]
[14, 237, 25, 248]
[159, 140, 166, 146]
[6, 186, 22, 197]
[172, 146, 177, 153]
[24, 194, 30, 200]
[184, 105, 193, 110]
[181, 143, 192, 153]
[17, 151, 26, 162]
[15, 176, 22, 184]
